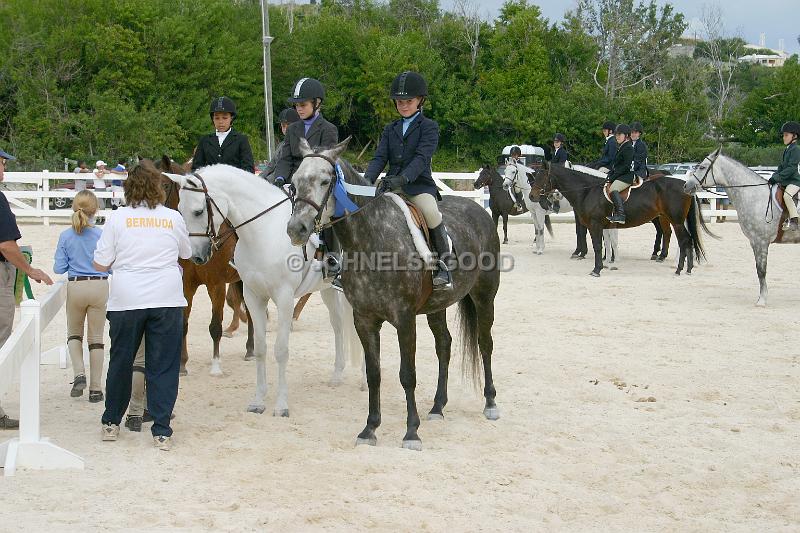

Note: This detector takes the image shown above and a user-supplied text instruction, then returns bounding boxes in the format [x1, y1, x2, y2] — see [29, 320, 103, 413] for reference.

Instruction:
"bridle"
[177, 172, 291, 251]
[292, 153, 340, 233]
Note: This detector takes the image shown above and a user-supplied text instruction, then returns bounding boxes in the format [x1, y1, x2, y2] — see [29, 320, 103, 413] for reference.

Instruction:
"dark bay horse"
[473, 165, 552, 245]
[286, 138, 500, 450]
[532, 163, 709, 276]
[156, 156, 254, 375]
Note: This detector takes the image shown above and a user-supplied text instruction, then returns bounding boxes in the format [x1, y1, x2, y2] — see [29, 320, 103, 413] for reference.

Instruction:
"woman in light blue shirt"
[54, 190, 108, 402]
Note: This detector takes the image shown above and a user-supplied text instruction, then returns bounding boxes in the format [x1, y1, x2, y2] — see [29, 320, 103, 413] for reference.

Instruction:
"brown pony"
[156, 156, 254, 375]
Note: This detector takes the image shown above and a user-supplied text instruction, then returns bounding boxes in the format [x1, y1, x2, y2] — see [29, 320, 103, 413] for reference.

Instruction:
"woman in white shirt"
[93, 161, 191, 451]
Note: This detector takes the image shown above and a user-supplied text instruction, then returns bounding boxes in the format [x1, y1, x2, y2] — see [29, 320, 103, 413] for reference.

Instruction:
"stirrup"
[783, 218, 799, 231]
[432, 261, 453, 291]
[330, 275, 344, 292]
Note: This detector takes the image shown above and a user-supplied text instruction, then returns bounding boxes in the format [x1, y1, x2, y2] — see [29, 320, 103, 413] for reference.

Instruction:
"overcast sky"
[439, 0, 800, 54]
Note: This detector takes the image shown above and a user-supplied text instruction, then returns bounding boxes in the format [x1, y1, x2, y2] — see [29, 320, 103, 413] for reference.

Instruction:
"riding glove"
[377, 175, 407, 193]
[274, 176, 286, 187]
[768, 176, 778, 185]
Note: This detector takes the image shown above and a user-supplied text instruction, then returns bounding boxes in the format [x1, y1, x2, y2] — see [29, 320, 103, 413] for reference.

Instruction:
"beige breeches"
[405, 192, 443, 229]
[66, 279, 108, 390]
[609, 180, 630, 193]
[784, 184, 799, 219]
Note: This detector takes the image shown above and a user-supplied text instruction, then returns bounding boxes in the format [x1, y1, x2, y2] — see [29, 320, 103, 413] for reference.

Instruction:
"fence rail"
[0, 281, 84, 476]
[3, 167, 777, 224]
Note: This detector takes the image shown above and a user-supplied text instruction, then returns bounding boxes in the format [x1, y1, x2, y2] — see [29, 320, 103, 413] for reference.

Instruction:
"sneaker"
[70, 374, 86, 397]
[125, 415, 142, 432]
[153, 435, 172, 451]
[101, 423, 119, 441]
[88, 390, 104, 403]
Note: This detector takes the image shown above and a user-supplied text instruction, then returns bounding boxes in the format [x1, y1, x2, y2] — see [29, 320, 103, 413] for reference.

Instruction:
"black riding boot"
[430, 224, 455, 291]
[320, 227, 344, 291]
[607, 191, 626, 224]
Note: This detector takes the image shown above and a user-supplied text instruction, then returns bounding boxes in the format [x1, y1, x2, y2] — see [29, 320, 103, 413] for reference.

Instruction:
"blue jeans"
[101, 307, 183, 437]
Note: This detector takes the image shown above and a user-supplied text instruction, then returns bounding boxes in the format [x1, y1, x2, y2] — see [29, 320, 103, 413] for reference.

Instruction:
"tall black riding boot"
[607, 191, 626, 224]
[429, 224, 455, 291]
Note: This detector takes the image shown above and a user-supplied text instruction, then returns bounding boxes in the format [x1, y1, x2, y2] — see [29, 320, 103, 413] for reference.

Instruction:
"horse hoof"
[355, 437, 377, 447]
[402, 440, 423, 451]
[247, 404, 266, 414]
[484, 406, 501, 420]
[221, 331, 234, 338]
[755, 300, 766, 308]
[576, 256, 586, 260]
[427, 413, 444, 421]
[502, 240, 509, 244]
[609, 266, 618, 271]
[589, 271, 601, 277]
[273, 409, 290, 418]
[674, 272, 681, 276]
[360, 380, 368, 392]
[650, 254, 658, 260]
[209, 367, 223, 377]
[243, 352, 255, 361]
[179, 367, 188, 377]
[656, 257, 666, 263]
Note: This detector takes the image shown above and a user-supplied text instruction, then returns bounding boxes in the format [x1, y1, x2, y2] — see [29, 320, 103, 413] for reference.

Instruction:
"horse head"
[473, 164, 498, 189]
[161, 166, 229, 265]
[684, 147, 722, 195]
[154, 155, 188, 210]
[528, 163, 555, 210]
[286, 136, 351, 247]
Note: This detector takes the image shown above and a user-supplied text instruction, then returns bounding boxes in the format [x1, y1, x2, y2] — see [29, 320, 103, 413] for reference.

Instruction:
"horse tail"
[687, 196, 708, 261]
[545, 214, 554, 237]
[457, 294, 482, 388]
[695, 195, 720, 240]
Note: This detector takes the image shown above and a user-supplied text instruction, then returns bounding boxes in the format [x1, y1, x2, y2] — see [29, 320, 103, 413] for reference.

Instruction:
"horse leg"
[180, 283, 198, 376]
[651, 218, 662, 259]
[244, 304, 255, 361]
[320, 287, 346, 386]
[753, 242, 769, 307]
[271, 288, 294, 417]
[502, 213, 509, 244]
[573, 213, 588, 258]
[354, 313, 383, 446]
[426, 310, 451, 420]
[588, 224, 604, 277]
[472, 295, 499, 420]
[223, 281, 244, 337]
[208, 282, 226, 376]
[672, 223, 690, 275]
[244, 286, 268, 414]
[396, 317, 421, 450]
[658, 219, 672, 262]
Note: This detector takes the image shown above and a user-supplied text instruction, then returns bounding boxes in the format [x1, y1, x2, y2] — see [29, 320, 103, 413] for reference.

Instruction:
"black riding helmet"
[210, 96, 237, 120]
[390, 71, 428, 111]
[615, 124, 631, 136]
[630, 121, 644, 133]
[510, 145, 522, 157]
[602, 121, 616, 131]
[278, 108, 301, 124]
[553, 133, 566, 143]
[781, 121, 800, 135]
[287, 78, 325, 113]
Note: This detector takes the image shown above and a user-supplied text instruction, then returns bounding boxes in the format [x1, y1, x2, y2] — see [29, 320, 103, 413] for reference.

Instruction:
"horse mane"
[337, 158, 371, 186]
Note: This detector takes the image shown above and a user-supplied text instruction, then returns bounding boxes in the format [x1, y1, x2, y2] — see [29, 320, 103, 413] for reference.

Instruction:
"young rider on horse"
[504, 145, 527, 213]
[768, 121, 800, 231]
[630, 122, 648, 178]
[192, 97, 254, 172]
[364, 71, 454, 291]
[606, 124, 635, 224]
[273, 78, 341, 286]
[590, 121, 618, 173]
[273, 78, 339, 187]
[552, 133, 568, 165]
[261, 108, 301, 180]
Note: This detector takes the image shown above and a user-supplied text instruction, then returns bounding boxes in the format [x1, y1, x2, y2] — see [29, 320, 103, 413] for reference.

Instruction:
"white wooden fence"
[3, 167, 778, 225]
[0, 281, 84, 476]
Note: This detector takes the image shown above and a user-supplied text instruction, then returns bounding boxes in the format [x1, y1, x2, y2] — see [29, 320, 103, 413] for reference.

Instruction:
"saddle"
[405, 201, 431, 247]
[603, 176, 644, 203]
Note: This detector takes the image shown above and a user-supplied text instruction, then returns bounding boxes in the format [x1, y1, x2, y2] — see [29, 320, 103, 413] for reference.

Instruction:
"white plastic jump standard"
[0, 283, 84, 476]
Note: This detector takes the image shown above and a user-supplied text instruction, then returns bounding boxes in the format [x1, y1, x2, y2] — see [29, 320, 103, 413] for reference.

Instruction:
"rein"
[179, 172, 292, 251]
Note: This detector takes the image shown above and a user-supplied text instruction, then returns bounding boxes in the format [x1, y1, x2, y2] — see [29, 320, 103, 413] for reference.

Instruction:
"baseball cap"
[0, 148, 16, 161]
[96, 160, 107, 167]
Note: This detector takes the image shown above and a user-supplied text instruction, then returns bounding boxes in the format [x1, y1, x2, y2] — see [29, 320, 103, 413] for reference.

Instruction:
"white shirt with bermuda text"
[94, 205, 192, 311]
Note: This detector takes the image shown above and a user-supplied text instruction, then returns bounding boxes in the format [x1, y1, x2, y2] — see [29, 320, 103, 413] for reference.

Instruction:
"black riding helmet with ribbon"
[278, 107, 301, 124]
[288, 77, 326, 112]
[390, 71, 428, 111]
[209, 96, 237, 121]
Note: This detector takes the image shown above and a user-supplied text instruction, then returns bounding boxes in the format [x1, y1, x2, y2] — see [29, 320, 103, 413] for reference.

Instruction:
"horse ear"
[298, 137, 313, 157]
[325, 136, 351, 160]
[162, 172, 188, 188]
[161, 155, 171, 170]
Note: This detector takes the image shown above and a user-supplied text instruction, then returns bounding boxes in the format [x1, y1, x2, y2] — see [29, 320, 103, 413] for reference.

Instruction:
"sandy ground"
[0, 219, 798, 532]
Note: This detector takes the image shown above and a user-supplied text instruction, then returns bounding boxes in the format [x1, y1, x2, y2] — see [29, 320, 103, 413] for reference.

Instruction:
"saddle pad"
[569, 164, 608, 179]
[603, 176, 644, 203]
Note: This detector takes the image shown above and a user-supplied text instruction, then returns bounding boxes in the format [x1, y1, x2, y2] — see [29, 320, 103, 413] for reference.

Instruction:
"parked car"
[657, 162, 699, 176]
[49, 179, 76, 209]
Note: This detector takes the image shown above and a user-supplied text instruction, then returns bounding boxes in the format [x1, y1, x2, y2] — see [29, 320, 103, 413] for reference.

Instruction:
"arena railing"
[0, 280, 84, 476]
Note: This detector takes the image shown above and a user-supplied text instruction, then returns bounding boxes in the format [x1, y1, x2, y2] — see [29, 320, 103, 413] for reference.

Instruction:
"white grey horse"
[162, 163, 363, 416]
[503, 162, 553, 254]
[684, 149, 781, 306]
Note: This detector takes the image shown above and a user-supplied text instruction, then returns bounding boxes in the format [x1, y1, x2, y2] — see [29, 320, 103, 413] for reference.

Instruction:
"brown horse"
[531, 163, 709, 276]
[156, 156, 254, 375]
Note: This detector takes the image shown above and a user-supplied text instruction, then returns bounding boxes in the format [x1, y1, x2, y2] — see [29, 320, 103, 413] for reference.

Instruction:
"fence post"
[41, 170, 50, 227]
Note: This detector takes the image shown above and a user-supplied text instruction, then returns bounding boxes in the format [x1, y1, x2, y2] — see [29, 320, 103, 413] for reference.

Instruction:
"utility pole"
[261, 0, 275, 160]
